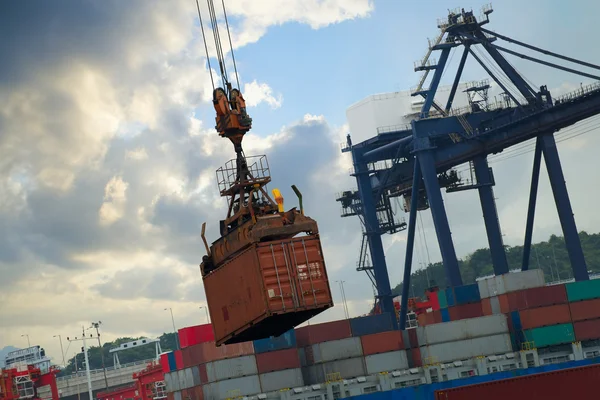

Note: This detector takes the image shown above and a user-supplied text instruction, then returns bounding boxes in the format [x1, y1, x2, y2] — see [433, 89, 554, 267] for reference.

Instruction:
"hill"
[392, 231, 600, 298]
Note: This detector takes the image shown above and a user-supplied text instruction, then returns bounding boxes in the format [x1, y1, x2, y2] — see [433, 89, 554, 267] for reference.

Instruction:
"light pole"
[67, 327, 94, 400]
[336, 280, 350, 319]
[91, 321, 109, 390]
[164, 308, 180, 350]
[199, 306, 210, 323]
[21, 334, 30, 348]
[52, 335, 66, 367]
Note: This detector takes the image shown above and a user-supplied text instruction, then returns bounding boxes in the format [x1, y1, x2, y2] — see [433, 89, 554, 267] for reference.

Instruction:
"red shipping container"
[408, 347, 422, 368]
[199, 363, 209, 384]
[256, 348, 300, 373]
[448, 302, 483, 321]
[570, 298, 600, 322]
[507, 291, 527, 312]
[182, 346, 193, 368]
[167, 393, 174, 400]
[192, 386, 204, 400]
[518, 304, 571, 330]
[408, 328, 418, 348]
[417, 313, 428, 327]
[481, 298, 492, 316]
[196, 340, 254, 363]
[174, 350, 184, 370]
[522, 284, 567, 309]
[361, 330, 403, 356]
[160, 353, 170, 373]
[574, 318, 600, 341]
[428, 290, 440, 310]
[180, 324, 215, 348]
[434, 363, 600, 399]
[497, 294, 510, 313]
[203, 235, 333, 346]
[432, 310, 442, 324]
[295, 319, 352, 347]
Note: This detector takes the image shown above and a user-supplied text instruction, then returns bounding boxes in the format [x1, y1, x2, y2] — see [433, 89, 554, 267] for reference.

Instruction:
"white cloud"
[99, 176, 129, 226]
[243, 80, 283, 109]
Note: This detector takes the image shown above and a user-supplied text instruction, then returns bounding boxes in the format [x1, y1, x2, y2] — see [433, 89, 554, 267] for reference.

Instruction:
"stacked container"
[253, 330, 303, 393]
[417, 315, 512, 363]
[567, 279, 600, 342]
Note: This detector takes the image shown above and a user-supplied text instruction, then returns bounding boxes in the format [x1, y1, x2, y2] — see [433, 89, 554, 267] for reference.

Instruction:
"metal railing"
[56, 358, 156, 382]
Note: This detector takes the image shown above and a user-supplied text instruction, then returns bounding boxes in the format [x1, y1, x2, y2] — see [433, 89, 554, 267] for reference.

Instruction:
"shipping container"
[407, 347, 422, 368]
[302, 357, 366, 385]
[205, 355, 258, 383]
[160, 353, 171, 373]
[448, 302, 483, 321]
[187, 341, 254, 364]
[445, 287, 455, 307]
[252, 329, 296, 354]
[408, 328, 419, 348]
[181, 347, 193, 369]
[164, 371, 179, 392]
[417, 314, 508, 346]
[570, 298, 600, 322]
[478, 269, 545, 299]
[259, 368, 304, 392]
[523, 323, 575, 348]
[518, 304, 571, 330]
[440, 308, 450, 322]
[573, 318, 600, 341]
[174, 350, 184, 370]
[420, 333, 512, 364]
[361, 330, 403, 356]
[566, 278, 600, 302]
[167, 352, 177, 372]
[307, 337, 363, 364]
[522, 284, 567, 309]
[452, 283, 481, 305]
[295, 319, 352, 347]
[203, 235, 333, 346]
[178, 324, 215, 349]
[349, 312, 395, 337]
[434, 363, 600, 400]
[198, 364, 208, 384]
[364, 350, 409, 375]
[192, 386, 204, 400]
[432, 310, 442, 324]
[177, 370, 186, 390]
[438, 290, 448, 309]
[173, 391, 181, 400]
[481, 298, 492, 315]
[255, 348, 300, 373]
[202, 374, 261, 400]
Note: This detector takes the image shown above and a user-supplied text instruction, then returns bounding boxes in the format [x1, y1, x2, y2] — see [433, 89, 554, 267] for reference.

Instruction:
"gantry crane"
[0, 366, 59, 400]
[339, 5, 600, 329]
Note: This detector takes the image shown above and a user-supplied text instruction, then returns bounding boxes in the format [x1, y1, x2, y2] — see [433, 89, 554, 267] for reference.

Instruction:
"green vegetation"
[391, 231, 600, 298]
[57, 332, 178, 377]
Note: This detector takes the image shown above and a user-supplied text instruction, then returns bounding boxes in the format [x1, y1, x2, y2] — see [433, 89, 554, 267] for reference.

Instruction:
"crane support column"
[522, 138, 543, 271]
[417, 149, 463, 287]
[540, 133, 589, 281]
[399, 161, 422, 330]
[352, 148, 397, 324]
[473, 155, 509, 275]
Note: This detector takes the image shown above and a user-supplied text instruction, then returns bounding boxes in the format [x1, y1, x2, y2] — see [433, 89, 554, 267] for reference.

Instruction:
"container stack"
[416, 315, 512, 363]
[569, 279, 600, 341]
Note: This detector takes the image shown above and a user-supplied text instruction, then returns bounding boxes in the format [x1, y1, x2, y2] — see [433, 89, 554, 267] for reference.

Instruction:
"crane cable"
[195, 0, 241, 91]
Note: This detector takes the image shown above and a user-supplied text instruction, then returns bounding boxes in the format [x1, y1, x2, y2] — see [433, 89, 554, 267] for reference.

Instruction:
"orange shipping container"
[570, 298, 600, 322]
[186, 341, 255, 364]
[360, 330, 404, 356]
[518, 304, 571, 330]
[203, 234, 333, 346]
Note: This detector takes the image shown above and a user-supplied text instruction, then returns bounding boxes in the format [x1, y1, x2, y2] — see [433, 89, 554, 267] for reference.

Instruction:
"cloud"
[243, 80, 283, 109]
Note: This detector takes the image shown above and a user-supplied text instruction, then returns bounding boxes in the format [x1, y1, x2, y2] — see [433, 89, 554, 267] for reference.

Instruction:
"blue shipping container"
[453, 283, 481, 305]
[253, 329, 297, 354]
[166, 351, 177, 371]
[350, 312, 395, 337]
[440, 308, 450, 322]
[445, 287, 456, 307]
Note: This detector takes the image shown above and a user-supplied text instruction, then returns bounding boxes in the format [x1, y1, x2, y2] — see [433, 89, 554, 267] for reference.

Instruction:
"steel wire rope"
[220, 0, 241, 89]
[195, 0, 215, 90]
[474, 46, 526, 105]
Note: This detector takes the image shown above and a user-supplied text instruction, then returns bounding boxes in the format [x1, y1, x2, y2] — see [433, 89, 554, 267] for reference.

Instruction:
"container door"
[259, 241, 301, 312]
[287, 236, 332, 309]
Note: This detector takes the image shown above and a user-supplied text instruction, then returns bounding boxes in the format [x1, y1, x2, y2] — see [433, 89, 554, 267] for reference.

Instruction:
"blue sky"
[2, 0, 600, 363]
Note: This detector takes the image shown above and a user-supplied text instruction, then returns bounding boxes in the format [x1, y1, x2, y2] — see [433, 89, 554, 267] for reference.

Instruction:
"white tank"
[345, 83, 472, 144]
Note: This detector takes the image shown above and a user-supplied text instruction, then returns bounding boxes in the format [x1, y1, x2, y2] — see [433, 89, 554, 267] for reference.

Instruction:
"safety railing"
[56, 358, 156, 382]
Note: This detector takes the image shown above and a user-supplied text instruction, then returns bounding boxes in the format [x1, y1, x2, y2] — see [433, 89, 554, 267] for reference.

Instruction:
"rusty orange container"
[518, 304, 571, 330]
[203, 234, 333, 346]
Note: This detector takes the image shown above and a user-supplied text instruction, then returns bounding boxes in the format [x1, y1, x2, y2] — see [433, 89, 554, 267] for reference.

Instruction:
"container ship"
[94, 269, 600, 400]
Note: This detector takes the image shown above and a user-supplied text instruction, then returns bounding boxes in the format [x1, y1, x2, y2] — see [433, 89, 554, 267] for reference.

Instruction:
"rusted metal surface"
[203, 234, 333, 346]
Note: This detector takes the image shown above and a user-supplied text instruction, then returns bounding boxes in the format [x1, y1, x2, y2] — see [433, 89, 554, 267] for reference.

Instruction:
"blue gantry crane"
[337, 6, 600, 329]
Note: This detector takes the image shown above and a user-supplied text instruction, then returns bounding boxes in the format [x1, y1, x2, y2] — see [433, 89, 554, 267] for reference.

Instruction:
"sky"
[1, 0, 600, 366]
